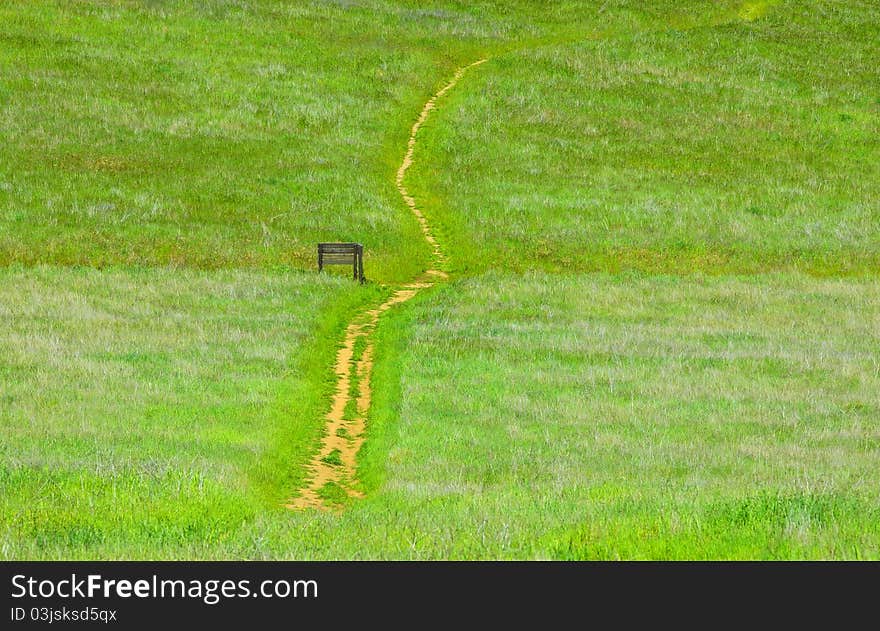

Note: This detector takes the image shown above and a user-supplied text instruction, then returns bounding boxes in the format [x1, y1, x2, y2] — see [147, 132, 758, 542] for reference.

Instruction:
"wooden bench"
[318, 242, 364, 284]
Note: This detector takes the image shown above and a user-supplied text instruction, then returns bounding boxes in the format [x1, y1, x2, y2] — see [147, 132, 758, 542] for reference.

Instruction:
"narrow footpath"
[287, 60, 487, 510]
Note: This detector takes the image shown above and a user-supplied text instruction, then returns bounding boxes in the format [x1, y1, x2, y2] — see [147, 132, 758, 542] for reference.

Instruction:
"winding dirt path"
[287, 59, 487, 510]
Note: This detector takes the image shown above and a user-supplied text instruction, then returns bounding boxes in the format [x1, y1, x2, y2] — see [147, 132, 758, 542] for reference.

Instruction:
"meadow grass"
[2, 0, 878, 559]
[0, 265, 379, 556]
[0, 0, 744, 281]
[355, 272, 880, 559]
[7, 272, 878, 559]
[0, 0, 487, 281]
[269, 272, 880, 560]
[410, 0, 880, 276]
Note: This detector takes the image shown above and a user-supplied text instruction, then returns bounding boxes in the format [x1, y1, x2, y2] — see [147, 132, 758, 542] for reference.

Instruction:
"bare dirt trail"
[287, 59, 487, 510]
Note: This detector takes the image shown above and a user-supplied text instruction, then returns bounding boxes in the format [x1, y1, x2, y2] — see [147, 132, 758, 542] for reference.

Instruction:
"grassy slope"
[0, 266, 378, 556]
[3, 1, 878, 559]
[1, 0, 721, 558]
[350, 273, 880, 559]
[356, 0, 880, 558]
[0, 0, 724, 281]
[0, 0, 498, 281]
[29, 272, 875, 560]
[411, 1, 880, 276]
[0, 0, 529, 557]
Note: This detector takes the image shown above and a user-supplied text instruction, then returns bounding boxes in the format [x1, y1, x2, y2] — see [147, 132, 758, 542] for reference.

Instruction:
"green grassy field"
[411, 1, 880, 276]
[0, 265, 379, 555]
[352, 272, 880, 559]
[1, 0, 878, 559]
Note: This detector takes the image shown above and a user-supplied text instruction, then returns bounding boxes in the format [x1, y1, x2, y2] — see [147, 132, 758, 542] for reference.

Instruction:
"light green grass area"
[2, 0, 878, 559]
[0, 266, 376, 556]
[346, 272, 880, 559]
[8, 273, 877, 559]
[412, 1, 880, 275]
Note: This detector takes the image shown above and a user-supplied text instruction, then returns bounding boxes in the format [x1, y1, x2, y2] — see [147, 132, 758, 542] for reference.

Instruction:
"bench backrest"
[318, 242, 364, 283]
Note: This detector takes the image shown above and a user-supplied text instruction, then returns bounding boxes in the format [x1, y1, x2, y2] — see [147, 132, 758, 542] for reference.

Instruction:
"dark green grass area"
[316, 481, 350, 509]
[0, 0, 483, 281]
[411, 0, 880, 276]
[0, 0, 745, 281]
[321, 450, 343, 468]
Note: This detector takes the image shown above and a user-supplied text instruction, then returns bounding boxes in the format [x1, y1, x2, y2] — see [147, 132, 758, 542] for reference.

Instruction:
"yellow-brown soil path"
[287, 59, 486, 510]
